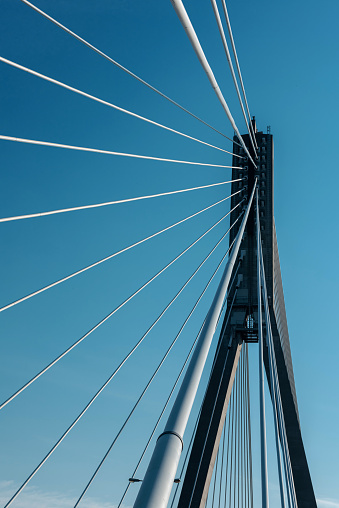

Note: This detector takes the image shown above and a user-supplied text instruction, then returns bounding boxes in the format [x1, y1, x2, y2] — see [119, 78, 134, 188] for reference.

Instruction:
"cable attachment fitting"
[129, 478, 142, 483]
[157, 430, 184, 451]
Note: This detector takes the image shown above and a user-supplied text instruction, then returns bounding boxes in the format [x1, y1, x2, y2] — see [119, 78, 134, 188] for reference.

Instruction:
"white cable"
[259, 239, 298, 508]
[19, 0, 240, 146]
[0, 135, 238, 169]
[169, 0, 257, 167]
[3, 208, 242, 508]
[0, 56, 244, 159]
[0, 204, 241, 414]
[73, 215, 242, 506]
[220, 0, 258, 149]
[0, 178, 242, 223]
[209, 0, 257, 154]
[0, 188, 242, 312]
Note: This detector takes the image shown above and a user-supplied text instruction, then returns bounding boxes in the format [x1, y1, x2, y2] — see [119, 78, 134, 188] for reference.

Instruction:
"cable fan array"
[0, 0, 278, 507]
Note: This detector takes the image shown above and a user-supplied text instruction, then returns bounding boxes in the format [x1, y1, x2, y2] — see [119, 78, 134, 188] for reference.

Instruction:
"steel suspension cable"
[257, 192, 269, 508]
[0, 57, 244, 159]
[259, 240, 296, 508]
[220, 0, 258, 150]
[0, 135, 239, 169]
[232, 363, 238, 508]
[233, 354, 239, 508]
[0, 189, 242, 315]
[243, 346, 249, 508]
[19, 0, 240, 146]
[169, 393, 204, 508]
[170, 0, 256, 167]
[0, 178, 242, 223]
[240, 347, 244, 508]
[189, 228, 244, 508]
[186, 291, 238, 508]
[170, 284, 239, 508]
[134, 183, 256, 508]
[245, 343, 254, 508]
[119, 261, 239, 508]
[228, 375, 235, 508]
[211, 447, 220, 507]
[261, 294, 294, 508]
[3, 214, 241, 508]
[75, 231, 240, 506]
[120, 322, 207, 508]
[209, 0, 257, 154]
[244, 347, 248, 508]
[243, 345, 249, 508]
[163, 289, 238, 508]
[242, 348, 246, 508]
[1, 201, 242, 414]
[167, 273, 239, 508]
[223, 380, 233, 508]
[218, 408, 227, 508]
[236, 352, 240, 508]
[257, 232, 286, 508]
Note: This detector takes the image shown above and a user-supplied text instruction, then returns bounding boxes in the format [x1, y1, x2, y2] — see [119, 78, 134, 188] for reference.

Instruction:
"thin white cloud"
[0, 480, 131, 508]
[317, 498, 339, 508]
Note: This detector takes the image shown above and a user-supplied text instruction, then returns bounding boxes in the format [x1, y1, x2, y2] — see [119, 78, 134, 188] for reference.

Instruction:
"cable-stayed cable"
[0, 178, 242, 223]
[120, 321, 205, 508]
[0, 135, 239, 169]
[186, 293, 238, 508]
[169, 399, 204, 508]
[259, 238, 297, 508]
[19, 0, 240, 146]
[4, 213, 241, 508]
[0, 189, 243, 315]
[169, 0, 257, 167]
[209, 0, 257, 154]
[0, 57, 243, 159]
[0, 202, 242, 412]
[220, 0, 258, 149]
[119, 256, 240, 508]
[75, 232, 239, 506]
[223, 380, 233, 508]
[256, 190, 269, 508]
[133, 183, 256, 507]
[256, 224, 287, 508]
[218, 410, 227, 508]
[211, 447, 220, 507]
[170, 279, 240, 508]
[245, 343, 254, 508]
[242, 346, 250, 508]
[229, 375, 236, 508]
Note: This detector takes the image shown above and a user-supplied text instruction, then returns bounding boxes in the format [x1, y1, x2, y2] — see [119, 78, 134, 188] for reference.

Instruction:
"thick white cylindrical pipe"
[170, 0, 256, 168]
[209, 0, 257, 154]
[134, 181, 257, 508]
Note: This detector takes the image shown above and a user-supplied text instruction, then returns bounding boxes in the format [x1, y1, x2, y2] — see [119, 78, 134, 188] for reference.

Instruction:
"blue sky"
[0, 0, 338, 506]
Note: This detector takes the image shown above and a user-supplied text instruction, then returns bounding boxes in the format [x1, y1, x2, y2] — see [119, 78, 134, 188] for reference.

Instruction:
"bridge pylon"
[177, 119, 317, 508]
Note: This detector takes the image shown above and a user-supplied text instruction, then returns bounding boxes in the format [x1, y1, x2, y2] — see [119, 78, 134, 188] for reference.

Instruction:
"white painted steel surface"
[169, 0, 257, 167]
